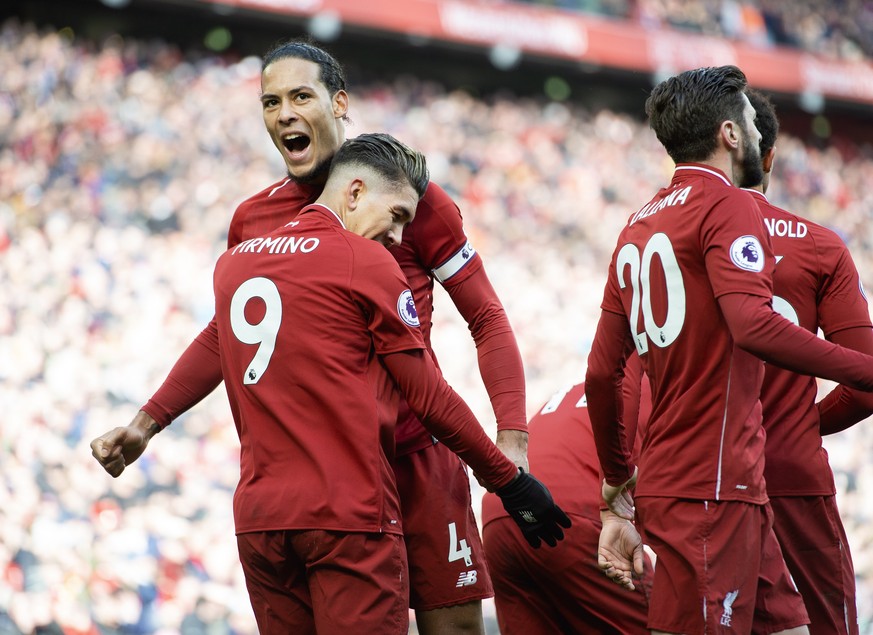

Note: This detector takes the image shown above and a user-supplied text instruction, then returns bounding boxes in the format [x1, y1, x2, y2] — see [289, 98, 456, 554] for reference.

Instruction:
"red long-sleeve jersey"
[143, 178, 526, 456]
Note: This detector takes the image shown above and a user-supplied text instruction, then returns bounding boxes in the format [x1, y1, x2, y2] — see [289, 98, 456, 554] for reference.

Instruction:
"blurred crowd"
[3, 16, 873, 634]
[514, 0, 873, 60]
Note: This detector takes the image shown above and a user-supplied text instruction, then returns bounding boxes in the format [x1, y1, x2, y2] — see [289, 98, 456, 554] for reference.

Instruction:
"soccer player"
[89, 40, 529, 634]
[742, 88, 873, 635]
[94, 132, 569, 635]
[586, 65, 873, 634]
[480, 352, 652, 634]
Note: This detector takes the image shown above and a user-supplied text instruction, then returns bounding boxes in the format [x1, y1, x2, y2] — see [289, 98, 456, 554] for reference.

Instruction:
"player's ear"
[762, 147, 776, 174]
[719, 120, 740, 150]
[346, 177, 365, 210]
[333, 90, 349, 119]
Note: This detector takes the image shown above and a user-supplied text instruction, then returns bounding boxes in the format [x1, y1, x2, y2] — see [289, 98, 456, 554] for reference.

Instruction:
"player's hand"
[90, 411, 160, 477]
[496, 468, 572, 548]
[496, 429, 529, 473]
[602, 466, 637, 521]
[598, 509, 644, 591]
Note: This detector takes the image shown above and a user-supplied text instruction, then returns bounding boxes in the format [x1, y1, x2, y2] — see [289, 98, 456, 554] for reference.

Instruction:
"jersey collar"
[301, 203, 346, 229]
[673, 163, 732, 187]
[740, 187, 768, 203]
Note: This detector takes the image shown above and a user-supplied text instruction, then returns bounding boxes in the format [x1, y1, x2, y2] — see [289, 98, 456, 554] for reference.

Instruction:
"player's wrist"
[132, 410, 162, 440]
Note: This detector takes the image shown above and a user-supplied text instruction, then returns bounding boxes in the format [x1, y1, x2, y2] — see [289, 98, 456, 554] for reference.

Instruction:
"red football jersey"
[481, 356, 650, 526]
[749, 189, 872, 496]
[596, 164, 774, 503]
[226, 177, 521, 455]
[226, 178, 320, 249]
[213, 205, 426, 535]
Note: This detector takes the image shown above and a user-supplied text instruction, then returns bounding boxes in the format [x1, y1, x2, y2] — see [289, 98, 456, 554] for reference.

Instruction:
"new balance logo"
[456, 570, 478, 587]
[720, 589, 739, 627]
[520, 510, 538, 524]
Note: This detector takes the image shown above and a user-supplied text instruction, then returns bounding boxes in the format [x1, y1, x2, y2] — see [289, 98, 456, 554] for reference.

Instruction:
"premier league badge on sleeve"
[729, 235, 765, 272]
[397, 289, 420, 327]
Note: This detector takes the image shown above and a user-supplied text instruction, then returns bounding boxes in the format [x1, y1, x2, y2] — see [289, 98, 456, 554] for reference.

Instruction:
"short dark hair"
[261, 39, 347, 96]
[645, 65, 749, 163]
[746, 89, 779, 157]
[332, 133, 430, 199]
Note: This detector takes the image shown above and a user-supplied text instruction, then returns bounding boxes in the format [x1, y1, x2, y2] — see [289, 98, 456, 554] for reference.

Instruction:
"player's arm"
[383, 348, 519, 488]
[382, 349, 571, 548]
[718, 293, 873, 390]
[817, 326, 873, 434]
[443, 268, 528, 470]
[91, 317, 223, 477]
[586, 308, 638, 518]
[91, 201, 252, 477]
[420, 184, 528, 467]
[141, 317, 223, 427]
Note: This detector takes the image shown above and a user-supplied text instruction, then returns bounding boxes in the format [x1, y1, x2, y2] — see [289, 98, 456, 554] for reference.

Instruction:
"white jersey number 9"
[616, 233, 686, 355]
[230, 277, 282, 385]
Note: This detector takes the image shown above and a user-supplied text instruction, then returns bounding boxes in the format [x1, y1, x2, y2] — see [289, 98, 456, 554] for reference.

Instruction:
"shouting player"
[90, 40, 530, 634]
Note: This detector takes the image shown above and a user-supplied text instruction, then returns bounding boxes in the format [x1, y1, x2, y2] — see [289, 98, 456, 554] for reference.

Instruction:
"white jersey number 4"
[448, 522, 473, 567]
[616, 232, 686, 355]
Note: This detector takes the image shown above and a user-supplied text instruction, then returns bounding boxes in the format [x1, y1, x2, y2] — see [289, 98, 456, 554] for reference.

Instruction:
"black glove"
[496, 468, 572, 548]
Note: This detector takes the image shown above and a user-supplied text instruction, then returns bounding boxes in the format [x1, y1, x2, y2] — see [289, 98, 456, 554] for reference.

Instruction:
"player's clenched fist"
[90, 410, 160, 477]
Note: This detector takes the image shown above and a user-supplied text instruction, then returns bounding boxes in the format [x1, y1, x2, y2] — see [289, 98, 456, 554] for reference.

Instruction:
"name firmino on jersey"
[230, 235, 320, 255]
[629, 186, 693, 225]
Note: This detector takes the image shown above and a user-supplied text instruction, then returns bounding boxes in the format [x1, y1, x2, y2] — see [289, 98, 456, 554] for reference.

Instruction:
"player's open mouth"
[282, 133, 310, 155]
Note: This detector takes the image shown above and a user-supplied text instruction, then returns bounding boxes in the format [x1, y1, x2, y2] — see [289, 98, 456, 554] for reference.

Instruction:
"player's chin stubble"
[288, 156, 332, 186]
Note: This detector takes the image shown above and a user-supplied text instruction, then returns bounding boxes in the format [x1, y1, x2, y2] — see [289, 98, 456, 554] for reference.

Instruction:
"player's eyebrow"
[259, 84, 315, 102]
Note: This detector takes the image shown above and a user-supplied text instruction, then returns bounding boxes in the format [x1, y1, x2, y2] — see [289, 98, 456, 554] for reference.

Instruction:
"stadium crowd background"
[517, 0, 873, 61]
[3, 0, 873, 632]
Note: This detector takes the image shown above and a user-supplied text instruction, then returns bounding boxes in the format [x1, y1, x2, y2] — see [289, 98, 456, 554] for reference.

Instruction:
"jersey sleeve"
[816, 235, 872, 336]
[701, 188, 774, 300]
[409, 183, 481, 284]
[140, 318, 223, 428]
[413, 183, 527, 432]
[817, 326, 873, 434]
[586, 308, 637, 487]
[382, 349, 518, 489]
[600, 248, 629, 317]
[442, 264, 527, 433]
[718, 293, 873, 391]
[350, 244, 427, 355]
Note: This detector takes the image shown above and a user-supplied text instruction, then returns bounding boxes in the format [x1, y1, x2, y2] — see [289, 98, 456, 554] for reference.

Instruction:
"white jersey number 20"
[616, 233, 686, 355]
[230, 277, 282, 385]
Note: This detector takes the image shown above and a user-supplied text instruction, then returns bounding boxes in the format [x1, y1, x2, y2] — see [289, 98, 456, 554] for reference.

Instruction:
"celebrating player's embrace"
[90, 39, 872, 635]
[91, 40, 568, 635]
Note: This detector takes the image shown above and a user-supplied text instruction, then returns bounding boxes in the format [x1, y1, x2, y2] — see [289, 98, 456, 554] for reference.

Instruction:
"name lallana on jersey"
[628, 185, 693, 226]
[230, 235, 320, 255]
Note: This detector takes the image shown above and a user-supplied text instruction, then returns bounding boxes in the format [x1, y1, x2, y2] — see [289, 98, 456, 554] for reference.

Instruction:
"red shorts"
[637, 498, 808, 635]
[237, 530, 408, 635]
[393, 441, 494, 610]
[770, 495, 858, 635]
[483, 514, 652, 634]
